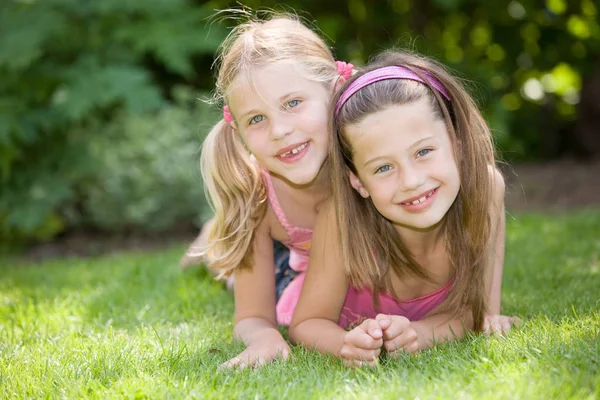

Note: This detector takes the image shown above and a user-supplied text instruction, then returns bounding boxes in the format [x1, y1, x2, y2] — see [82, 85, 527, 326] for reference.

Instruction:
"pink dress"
[262, 169, 454, 328]
[262, 169, 312, 325]
[338, 279, 454, 329]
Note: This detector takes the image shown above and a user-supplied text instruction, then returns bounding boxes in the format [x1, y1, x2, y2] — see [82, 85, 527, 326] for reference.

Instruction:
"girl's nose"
[269, 113, 293, 140]
[400, 164, 426, 191]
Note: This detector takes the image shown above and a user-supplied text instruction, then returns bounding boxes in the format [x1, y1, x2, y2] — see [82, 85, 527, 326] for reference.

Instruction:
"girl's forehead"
[227, 62, 327, 112]
[345, 100, 447, 155]
[230, 62, 312, 93]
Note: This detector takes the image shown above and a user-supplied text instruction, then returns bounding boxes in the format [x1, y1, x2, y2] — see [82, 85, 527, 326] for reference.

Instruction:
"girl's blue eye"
[417, 148, 431, 157]
[285, 99, 300, 109]
[249, 115, 265, 125]
[375, 165, 391, 174]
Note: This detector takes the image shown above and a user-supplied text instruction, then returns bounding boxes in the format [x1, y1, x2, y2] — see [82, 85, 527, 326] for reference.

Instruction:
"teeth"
[403, 189, 435, 205]
[280, 143, 307, 158]
[410, 197, 424, 205]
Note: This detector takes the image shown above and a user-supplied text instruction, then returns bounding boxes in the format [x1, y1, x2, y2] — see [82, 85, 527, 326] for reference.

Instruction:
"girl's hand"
[375, 314, 419, 356]
[220, 330, 290, 370]
[483, 314, 520, 335]
[340, 319, 383, 367]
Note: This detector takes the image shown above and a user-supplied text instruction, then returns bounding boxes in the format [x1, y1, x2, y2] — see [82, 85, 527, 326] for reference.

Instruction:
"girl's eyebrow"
[363, 156, 386, 168]
[362, 136, 435, 167]
[277, 91, 302, 104]
[239, 109, 260, 120]
[238, 91, 303, 120]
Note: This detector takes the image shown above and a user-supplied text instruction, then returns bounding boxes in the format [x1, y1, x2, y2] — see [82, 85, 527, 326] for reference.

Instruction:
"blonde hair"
[200, 13, 338, 277]
[330, 51, 496, 330]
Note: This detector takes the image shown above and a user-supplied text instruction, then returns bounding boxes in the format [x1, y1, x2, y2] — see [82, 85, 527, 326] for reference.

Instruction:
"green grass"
[1, 210, 599, 399]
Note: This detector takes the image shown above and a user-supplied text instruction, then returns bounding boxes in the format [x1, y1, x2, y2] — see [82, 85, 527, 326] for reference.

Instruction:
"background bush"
[79, 88, 215, 233]
[1, 0, 598, 245]
[0, 0, 225, 245]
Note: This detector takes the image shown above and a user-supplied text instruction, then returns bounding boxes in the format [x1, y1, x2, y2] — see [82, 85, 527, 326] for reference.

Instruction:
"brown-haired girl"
[290, 51, 518, 367]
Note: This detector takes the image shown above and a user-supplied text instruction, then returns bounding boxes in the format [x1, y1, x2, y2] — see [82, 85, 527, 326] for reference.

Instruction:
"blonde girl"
[189, 14, 351, 369]
[290, 51, 518, 367]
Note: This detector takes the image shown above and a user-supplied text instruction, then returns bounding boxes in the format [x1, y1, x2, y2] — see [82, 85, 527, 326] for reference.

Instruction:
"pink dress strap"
[260, 168, 314, 325]
[261, 168, 312, 239]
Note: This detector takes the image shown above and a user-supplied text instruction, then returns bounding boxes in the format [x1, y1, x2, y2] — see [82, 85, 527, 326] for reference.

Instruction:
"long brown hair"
[330, 51, 496, 330]
[197, 13, 338, 277]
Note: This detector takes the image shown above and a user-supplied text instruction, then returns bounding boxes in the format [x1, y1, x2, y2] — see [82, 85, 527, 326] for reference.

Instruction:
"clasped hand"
[340, 313, 521, 367]
[339, 314, 419, 368]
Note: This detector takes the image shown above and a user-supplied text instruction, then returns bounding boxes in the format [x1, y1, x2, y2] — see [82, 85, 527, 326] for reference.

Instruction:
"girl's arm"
[223, 215, 290, 369]
[482, 168, 520, 333]
[289, 201, 349, 352]
[289, 202, 383, 366]
[487, 167, 506, 314]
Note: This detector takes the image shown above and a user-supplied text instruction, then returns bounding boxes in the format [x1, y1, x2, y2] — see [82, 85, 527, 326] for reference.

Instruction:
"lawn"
[1, 210, 599, 399]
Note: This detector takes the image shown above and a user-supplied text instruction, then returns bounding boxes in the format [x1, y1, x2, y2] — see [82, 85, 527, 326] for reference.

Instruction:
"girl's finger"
[279, 347, 290, 361]
[383, 329, 418, 353]
[253, 356, 267, 369]
[500, 318, 512, 333]
[483, 317, 491, 334]
[346, 326, 382, 350]
[354, 347, 381, 361]
[375, 314, 392, 330]
[380, 316, 410, 341]
[219, 356, 248, 371]
[368, 328, 383, 340]
[352, 358, 378, 368]
[362, 319, 383, 340]
[340, 343, 381, 361]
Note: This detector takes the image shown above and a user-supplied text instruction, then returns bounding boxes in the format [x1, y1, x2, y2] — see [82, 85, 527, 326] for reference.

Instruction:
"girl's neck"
[394, 220, 446, 257]
[270, 164, 330, 200]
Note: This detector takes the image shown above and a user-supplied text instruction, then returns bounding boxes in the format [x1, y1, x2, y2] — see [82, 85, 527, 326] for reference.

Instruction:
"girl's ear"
[348, 171, 370, 198]
[334, 76, 346, 91]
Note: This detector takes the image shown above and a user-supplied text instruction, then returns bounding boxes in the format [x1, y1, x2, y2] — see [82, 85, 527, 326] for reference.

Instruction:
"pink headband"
[334, 65, 451, 117]
[222, 60, 354, 123]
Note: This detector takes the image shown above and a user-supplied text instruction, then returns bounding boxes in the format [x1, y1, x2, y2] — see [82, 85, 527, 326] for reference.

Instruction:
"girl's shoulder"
[263, 202, 290, 242]
[488, 165, 506, 219]
[318, 197, 336, 215]
[267, 173, 322, 231]
[488, 165, 506, 197]
[313, 197, 337, 228]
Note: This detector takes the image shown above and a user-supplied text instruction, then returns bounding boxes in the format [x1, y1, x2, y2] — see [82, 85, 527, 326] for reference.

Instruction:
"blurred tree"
[1, 0, 598, 244]
[213, 0, 598, 160]
[0, 0, 227, 244]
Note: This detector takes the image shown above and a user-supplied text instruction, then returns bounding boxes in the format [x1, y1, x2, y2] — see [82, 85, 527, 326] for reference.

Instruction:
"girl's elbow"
[288, 319, 303, 345]
[289, 316, 316, 345]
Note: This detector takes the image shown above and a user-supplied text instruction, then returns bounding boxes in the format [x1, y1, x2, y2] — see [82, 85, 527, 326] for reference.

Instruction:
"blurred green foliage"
[251, 0, 598, 160]
[78, 87, 214, 233]
[0, 0, 598, 244]
[0, 0, 225, 245]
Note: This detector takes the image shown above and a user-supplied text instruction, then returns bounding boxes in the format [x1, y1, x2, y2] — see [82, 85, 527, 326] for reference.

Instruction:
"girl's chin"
[271, 164, 322, 184]
[284, 171, 321, 187]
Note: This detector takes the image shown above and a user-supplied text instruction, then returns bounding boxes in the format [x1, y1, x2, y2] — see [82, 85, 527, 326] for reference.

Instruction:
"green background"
[1, 0, 597, 245]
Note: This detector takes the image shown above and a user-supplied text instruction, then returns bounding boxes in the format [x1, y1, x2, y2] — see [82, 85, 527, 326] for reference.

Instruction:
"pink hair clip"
[223, 105, 233, 123]
[336, 61, 354, 79]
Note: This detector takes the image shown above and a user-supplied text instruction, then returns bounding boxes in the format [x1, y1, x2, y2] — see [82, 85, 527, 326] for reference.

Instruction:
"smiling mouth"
[400, 187, 438, 205]
[277, 142, 308, 159]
